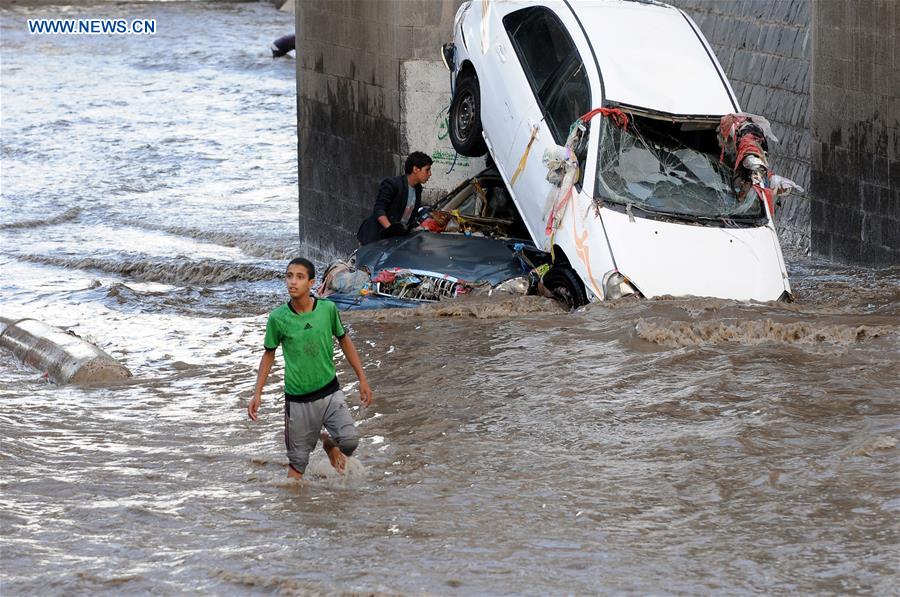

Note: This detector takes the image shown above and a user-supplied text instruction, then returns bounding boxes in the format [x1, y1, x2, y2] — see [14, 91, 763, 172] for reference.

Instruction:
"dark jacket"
[356, 175, 422, 245]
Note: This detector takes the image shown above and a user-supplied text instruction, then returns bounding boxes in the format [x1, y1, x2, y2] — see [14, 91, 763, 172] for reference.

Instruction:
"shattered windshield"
[594, 117, 764, 221]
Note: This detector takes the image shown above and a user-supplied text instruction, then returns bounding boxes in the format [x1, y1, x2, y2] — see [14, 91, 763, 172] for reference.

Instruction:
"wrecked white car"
[443, 0, 795, 305]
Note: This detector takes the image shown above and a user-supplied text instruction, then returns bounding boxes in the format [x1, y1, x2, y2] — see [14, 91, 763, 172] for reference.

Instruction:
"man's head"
[285, 257, 315, 299]
[404, 151, 433, 186]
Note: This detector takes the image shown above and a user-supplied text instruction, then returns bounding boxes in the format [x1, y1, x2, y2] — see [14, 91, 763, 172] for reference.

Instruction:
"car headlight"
[491, 277, 530, 296]
[602, 271, 638, 300]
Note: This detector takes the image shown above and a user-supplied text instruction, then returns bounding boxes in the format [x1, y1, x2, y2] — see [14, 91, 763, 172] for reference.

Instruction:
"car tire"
[542, 266, 588, 310]
[449, 73, 488, 158]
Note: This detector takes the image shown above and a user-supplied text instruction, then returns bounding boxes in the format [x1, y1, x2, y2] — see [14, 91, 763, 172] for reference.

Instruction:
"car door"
[464, 1, 540, 175]
[502, 6, 592, 247]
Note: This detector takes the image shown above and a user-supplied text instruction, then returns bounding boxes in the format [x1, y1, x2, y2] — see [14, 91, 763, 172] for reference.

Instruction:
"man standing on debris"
[247, 257, 373, 480]
[356, 151, 433, 245]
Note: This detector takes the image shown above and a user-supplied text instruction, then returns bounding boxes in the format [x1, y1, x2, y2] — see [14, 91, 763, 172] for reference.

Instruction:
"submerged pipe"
[0, 317, 131, 384]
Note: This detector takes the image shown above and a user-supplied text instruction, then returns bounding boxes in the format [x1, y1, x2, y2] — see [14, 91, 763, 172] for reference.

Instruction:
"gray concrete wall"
[670, 0, 812, 254]
[400, 60, 487, 199]
[810, 0, 899, 265]
[295, 0, 461, 261]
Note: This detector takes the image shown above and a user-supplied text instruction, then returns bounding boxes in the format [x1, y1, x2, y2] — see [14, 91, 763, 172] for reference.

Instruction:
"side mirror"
[415, 205, 433, 224]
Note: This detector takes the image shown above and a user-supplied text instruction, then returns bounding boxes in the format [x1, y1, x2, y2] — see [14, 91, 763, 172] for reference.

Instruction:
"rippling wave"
[366, 295, 564, 321]
[20, 254, 277, 285]
[111, 218, 300, 260]
[0, 207, 82, 230]
[635, 317, 889, 347]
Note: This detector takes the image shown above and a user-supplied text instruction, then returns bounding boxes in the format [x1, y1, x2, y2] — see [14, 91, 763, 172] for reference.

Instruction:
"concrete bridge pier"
[294, 0, 484, 262]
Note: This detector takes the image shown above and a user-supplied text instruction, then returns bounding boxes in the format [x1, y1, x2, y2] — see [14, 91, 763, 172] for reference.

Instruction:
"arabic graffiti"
[433, 103, 469, 167]
[437, 104, 450, 141]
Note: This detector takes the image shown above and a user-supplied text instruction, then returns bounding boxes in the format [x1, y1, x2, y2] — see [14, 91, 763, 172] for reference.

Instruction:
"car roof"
[561, 0, 738, 116]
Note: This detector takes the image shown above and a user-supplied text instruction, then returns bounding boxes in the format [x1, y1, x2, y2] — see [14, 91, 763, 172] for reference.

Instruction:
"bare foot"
[287, 464, 304, 481]
[321, 432, 347, 473]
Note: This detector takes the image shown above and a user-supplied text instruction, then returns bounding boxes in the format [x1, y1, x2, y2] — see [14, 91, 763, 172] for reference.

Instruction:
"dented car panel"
[447, 0, 792, 303]
[600, 209, 788, 301]
[323, 232, 530, 311]
[353, 232, 527, 287]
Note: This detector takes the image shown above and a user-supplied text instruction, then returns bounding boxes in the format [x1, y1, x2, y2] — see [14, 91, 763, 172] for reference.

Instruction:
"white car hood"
[601, 209, 789, 301]
[579, 2, 737, 116]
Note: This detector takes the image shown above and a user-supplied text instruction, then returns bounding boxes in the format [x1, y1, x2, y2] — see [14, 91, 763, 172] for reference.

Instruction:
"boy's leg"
[320, 431, 346, 472]
[321, 390, 359, 473]
[284, 401, 322, 478]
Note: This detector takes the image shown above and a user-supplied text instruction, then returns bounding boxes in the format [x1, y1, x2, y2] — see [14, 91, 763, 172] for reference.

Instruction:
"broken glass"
[594, 117, 765, 223]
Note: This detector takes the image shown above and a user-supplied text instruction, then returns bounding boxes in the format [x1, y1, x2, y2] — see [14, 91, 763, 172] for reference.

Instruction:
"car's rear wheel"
[543, 266, 588, 310]
[449, 72, 488, 158]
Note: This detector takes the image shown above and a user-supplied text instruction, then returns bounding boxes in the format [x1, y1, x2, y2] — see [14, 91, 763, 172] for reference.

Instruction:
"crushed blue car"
[318, 169, 551, 310]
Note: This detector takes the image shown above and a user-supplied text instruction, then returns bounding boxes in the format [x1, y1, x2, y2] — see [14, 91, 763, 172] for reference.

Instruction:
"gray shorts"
[284, 389, 359, 473]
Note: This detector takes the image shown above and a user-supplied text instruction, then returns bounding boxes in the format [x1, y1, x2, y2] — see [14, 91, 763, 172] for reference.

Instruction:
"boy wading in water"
[248, 258, 373, 480]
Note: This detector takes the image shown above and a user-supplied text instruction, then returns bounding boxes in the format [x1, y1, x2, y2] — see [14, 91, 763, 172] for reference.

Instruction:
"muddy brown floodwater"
[1, 2, 898, 595]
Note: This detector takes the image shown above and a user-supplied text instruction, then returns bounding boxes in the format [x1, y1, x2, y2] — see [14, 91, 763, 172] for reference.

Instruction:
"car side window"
[504, 8, 573, 98]
[543, 59, 591, 145]
[504, 8, 591, 145]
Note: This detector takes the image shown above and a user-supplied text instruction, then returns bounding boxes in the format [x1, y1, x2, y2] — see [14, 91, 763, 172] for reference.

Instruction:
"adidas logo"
[304, 323, 313, 330]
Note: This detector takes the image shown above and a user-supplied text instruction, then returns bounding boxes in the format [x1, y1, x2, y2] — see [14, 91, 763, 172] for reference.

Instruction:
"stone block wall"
[295, 0, 460, 261]
[810, 0, 899, 264]
[670, 0, 812, 254]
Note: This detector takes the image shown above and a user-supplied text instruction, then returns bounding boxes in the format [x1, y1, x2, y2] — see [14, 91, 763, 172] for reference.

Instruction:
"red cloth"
[578, 107, 629, 129]
[735, 133, 768, 172]
[718, 114, 767, 171]
[421, 218, 446, 233]
[372, 270, 397, 284]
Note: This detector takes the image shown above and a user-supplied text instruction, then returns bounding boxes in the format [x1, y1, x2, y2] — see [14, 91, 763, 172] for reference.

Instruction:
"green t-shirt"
[263, 299, 346, 395]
